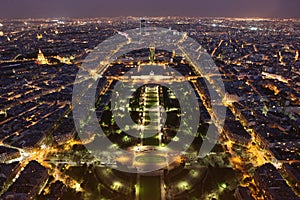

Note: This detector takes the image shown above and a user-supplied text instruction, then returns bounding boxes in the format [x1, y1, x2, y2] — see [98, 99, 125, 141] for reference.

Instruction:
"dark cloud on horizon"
[1, 0, 299, 19]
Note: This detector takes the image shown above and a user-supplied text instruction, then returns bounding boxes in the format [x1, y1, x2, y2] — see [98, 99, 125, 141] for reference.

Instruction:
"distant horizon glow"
[0, 0, 299, 19]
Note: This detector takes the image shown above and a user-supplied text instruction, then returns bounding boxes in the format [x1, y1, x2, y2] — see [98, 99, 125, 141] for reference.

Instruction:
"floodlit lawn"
[139, 176, 161, 200]
[135, 155, 166, 164]
[143, 135, 159, 146]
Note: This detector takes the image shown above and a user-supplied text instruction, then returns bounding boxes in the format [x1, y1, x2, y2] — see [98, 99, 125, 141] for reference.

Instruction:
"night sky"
[1, 0, 299, 19]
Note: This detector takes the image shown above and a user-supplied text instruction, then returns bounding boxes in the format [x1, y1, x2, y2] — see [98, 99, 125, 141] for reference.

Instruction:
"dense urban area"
[0, 17, 299, 200]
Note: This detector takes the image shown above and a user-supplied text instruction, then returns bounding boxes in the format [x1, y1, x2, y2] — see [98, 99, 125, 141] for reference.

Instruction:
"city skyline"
[0, 0, 300, 19]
